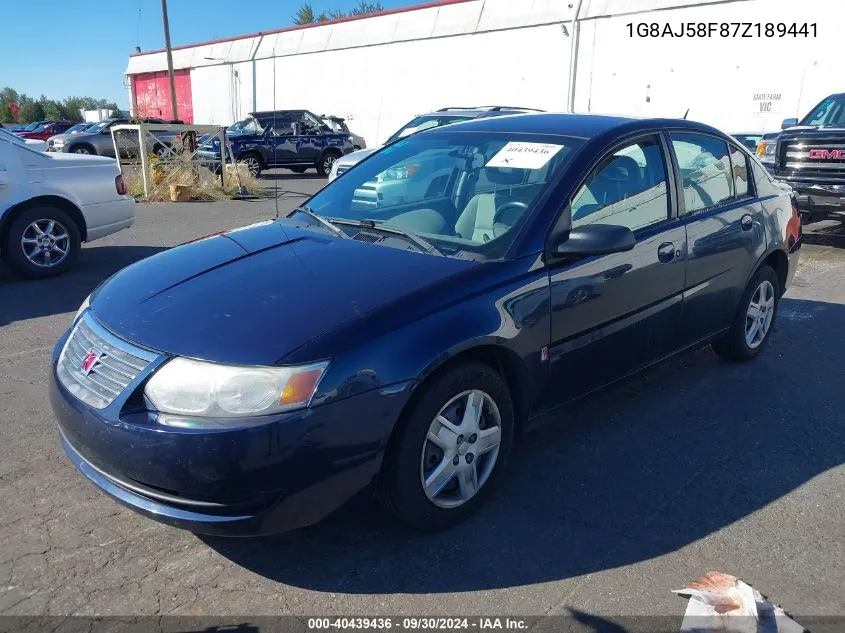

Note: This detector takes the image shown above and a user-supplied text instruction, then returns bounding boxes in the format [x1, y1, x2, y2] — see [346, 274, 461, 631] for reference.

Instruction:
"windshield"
[801, 95, 845, 127]
[21, 122, 43, 131]
[385, 115, 473, 144]
[322, 118, 347, 133]
[67, 124, 90, 133]
[304, 131, 581, 260]
[229, 117, 265, 135]
[85, 120, 111, 133]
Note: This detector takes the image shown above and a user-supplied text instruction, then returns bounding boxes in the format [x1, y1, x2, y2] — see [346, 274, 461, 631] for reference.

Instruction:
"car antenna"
[274, 61, 279, 220]
[682, 108, 690, 120]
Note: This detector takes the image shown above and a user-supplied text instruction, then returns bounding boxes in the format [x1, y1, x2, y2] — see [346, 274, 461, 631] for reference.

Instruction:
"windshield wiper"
[288, 206, 349, 239]
[332, 219, 444, 257]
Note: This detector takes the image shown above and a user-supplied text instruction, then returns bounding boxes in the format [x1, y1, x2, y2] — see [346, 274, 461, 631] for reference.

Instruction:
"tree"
[292, 2, 317, 24]
[42, 100, 64, 121]
[0, 87, 18, 108]
[0, 104, 14, 124]
[17, 101, 45, 124]
[292, 1, 383, 24]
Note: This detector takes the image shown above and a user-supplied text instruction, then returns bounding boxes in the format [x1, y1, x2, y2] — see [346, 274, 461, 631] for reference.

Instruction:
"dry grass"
[124, 156, 266, 202]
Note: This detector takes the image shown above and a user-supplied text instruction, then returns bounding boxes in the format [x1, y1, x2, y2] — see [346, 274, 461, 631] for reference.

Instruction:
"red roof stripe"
[130, 0, 474, 58]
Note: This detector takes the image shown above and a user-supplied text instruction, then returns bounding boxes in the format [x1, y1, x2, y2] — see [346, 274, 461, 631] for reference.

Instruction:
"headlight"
[378, 164, 420, 182]
[73, 294, 90, 323]
[144, 358, 328, 423]
[756, 139, 777, 165]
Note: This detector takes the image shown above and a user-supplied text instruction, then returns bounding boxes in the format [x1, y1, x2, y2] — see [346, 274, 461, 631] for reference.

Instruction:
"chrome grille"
[57, 313, 157, 409]
[779, 139, 845, 180]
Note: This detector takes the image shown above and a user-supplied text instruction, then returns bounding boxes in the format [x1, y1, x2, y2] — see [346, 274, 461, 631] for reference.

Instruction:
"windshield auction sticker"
[486, 142, 564, 169]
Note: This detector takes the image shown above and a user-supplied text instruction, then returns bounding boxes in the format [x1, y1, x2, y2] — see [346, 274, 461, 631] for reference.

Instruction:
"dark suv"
[764, 93, 845, 220]
[198, 110, 356, 177]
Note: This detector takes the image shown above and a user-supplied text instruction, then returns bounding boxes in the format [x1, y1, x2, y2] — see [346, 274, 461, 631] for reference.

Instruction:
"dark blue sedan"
[50, 113, 801, 535]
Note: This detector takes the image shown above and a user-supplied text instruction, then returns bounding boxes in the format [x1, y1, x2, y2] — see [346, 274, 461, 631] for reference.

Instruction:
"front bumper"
[777, 179, 845, 217]
[50, 329, 412, 536]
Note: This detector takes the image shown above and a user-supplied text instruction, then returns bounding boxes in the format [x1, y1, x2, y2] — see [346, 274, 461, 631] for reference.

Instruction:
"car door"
[668, 132, 767, 346]
[268, 115, 297, 166]
[293, 112, 324, 164]
[545, 134, 687, 407]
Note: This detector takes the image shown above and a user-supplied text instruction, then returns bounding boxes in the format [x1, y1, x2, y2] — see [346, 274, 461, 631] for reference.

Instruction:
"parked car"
[13, 121, 50, 135]
[50, 113, 800, 536]
[51, 117, 171, 157]
[1, 127, 49, 152]
[731, 133, 763, 152]
[321, 114, 366, 150]
[15, 121, 80, 141]
[329, 106, 545, 182]
[757, 92, 845, 221]
[47, 123, 96, 151]
[0, 130, 134, 278]
[197, 110, 356, 177]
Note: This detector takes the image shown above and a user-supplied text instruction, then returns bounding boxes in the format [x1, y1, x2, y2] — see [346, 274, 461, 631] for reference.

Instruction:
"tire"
[379, 362, 514, 531]
[317, 151, 340, 177]
[712, 264, 779, 361]
[3, 206, 82, 279]
[237, 153, 262, 177]
[289, 167, 308, 174]
[69, 144, 95, 155]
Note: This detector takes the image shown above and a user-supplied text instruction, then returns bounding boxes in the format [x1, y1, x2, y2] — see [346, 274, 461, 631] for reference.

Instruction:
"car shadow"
[0, 245, 167, 325]
[204, 296, 845, 594]
[802, 218, 845, 248]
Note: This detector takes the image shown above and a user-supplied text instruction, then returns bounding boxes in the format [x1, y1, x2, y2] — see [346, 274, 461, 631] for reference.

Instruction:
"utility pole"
[161, 0, 179, 121]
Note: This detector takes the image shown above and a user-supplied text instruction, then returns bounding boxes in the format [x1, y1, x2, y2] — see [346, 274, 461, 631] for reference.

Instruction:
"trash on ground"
[672, 571, 806, 633]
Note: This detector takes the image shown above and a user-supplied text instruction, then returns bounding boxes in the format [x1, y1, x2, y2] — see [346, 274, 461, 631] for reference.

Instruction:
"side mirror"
[781, 117, 799, 130]
[548, 224, 636, 260]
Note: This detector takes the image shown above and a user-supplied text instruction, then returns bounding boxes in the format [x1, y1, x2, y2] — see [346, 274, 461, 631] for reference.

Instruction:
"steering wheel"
[494, 201, 530, 229]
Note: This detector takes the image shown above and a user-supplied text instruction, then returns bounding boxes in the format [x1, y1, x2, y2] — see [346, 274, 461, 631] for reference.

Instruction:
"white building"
[125, 0, 843, 147]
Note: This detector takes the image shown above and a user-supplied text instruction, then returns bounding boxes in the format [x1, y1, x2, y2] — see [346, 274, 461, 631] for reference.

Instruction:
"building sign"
[753, 92, 783, 114]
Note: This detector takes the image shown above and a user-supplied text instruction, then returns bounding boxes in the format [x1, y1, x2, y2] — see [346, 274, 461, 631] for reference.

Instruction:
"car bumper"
[777, 179, 845, 217]
[83, 197, 136, 242]
[49, 332, 414, 536]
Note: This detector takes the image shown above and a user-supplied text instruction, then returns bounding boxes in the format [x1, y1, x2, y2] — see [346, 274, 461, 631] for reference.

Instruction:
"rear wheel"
[317, 151, 340, 177]
[379, 362, 514, 531]
[712, 264, 779, 361]
[3, 206, 81, 279]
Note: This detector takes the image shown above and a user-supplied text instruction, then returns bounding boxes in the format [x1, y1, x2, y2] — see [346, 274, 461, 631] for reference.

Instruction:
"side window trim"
[728, 142, 757, 201]
[667, 129, 738, 216]
[567, 132, 675, 233]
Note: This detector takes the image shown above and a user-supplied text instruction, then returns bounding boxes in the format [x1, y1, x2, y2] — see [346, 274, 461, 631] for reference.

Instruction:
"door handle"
[657, 242, 676, 263]
[741, 214, 754, 231]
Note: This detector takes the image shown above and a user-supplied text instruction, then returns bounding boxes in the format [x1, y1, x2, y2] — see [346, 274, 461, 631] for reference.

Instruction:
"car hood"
[45, 153, 116, 166]
[90, 220, 474, 365]
[337, 147, 379, 166]
[779, 125, 845, 139]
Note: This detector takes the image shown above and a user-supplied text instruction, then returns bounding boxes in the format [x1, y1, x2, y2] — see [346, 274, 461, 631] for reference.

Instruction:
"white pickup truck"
[0, 128, 135, 278]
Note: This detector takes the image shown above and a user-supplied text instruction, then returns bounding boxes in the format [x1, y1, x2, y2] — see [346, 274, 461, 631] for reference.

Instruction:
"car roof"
[429, 112, 731, 141]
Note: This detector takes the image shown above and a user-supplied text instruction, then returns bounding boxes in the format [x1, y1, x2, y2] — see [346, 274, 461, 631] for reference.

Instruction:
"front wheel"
[712, 264, 779, 361]
[237, 153, 262, 177]
[3, 206, 81, 279]
[379, 362, 514, 531]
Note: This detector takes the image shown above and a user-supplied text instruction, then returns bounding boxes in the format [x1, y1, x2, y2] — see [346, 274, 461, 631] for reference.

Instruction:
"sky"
[0, 0, 416, 109]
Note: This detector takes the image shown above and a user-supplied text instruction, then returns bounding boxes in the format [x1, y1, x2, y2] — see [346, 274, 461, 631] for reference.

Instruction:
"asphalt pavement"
[0, 175, 842, 621]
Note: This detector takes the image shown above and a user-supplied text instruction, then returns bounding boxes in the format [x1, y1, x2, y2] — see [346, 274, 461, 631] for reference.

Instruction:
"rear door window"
[670, 133, 733, 213]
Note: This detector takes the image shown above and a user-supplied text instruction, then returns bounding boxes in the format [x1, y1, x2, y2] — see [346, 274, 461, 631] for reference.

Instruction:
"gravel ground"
[0, 179, 842, 622]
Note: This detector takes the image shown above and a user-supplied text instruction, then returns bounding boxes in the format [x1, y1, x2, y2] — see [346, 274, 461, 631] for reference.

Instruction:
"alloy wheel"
[745, 279, 775, 349]
[72, 147, 90, 154]
[322, 154, 336, 173]
[420, 389, 502, 509]
[240, 156, 260, 177]
[21, 219, 71, 268]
